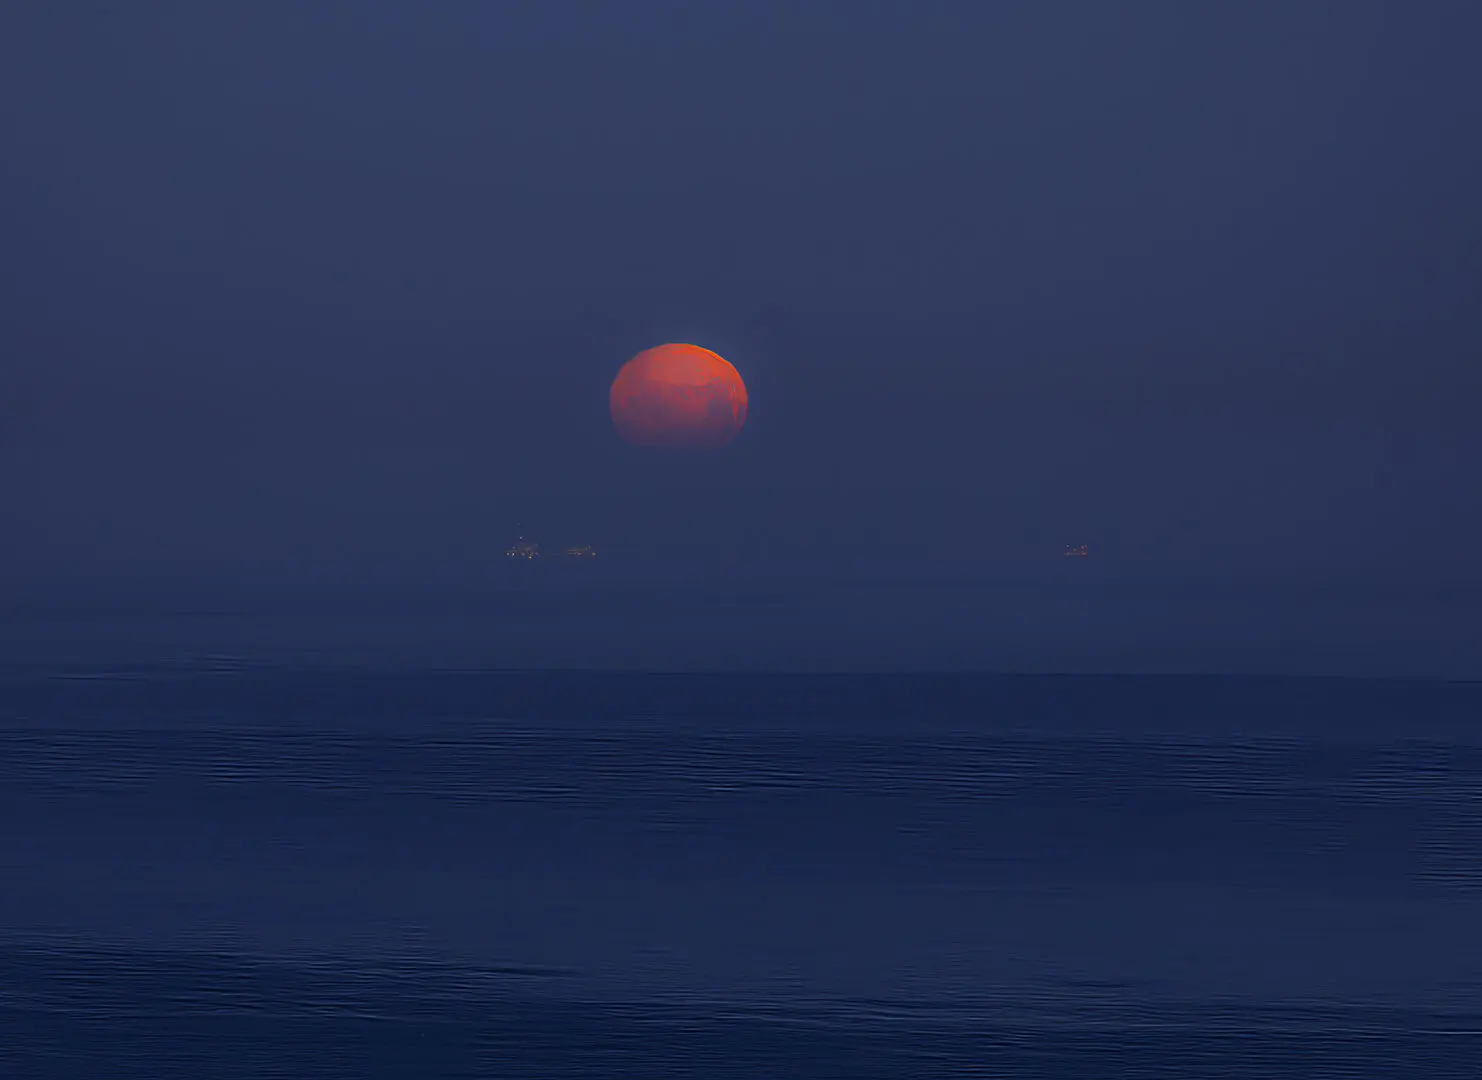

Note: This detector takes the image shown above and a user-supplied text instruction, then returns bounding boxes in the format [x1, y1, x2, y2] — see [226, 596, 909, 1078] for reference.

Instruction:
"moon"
[609, 343, 748, 448]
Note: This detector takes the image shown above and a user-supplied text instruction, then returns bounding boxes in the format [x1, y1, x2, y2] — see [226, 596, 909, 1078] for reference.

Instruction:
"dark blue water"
[3, 668, 1480, 1076]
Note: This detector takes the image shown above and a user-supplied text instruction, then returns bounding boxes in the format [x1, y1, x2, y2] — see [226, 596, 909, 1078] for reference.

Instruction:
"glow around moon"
[609, 343, 748, 448]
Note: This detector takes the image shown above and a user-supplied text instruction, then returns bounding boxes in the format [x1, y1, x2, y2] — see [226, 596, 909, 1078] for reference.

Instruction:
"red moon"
[609, 343, 748, 448]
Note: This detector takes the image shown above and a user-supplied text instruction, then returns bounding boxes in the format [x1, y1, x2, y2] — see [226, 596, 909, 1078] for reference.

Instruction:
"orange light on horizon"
[610, 343, 748, 448]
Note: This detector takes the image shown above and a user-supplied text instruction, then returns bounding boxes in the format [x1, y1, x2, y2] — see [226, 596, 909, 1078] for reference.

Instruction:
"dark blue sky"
[1, 2, 1479, 672]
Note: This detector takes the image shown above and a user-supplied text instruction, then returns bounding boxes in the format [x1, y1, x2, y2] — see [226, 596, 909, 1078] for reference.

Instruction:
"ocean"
[2, 667, 1479, 1076]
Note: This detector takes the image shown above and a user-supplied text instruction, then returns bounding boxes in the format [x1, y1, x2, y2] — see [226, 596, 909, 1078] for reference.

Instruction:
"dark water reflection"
[3, 669, 1480, 1075]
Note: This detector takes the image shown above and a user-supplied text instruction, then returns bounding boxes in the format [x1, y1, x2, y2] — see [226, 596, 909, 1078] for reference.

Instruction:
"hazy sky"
[1, 2, 1479, 670]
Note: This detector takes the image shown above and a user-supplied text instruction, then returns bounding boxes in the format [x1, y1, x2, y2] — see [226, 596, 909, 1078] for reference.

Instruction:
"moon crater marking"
[610, 343, 748, 448]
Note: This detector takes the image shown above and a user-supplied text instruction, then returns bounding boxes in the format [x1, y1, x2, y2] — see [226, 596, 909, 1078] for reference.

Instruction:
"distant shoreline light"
[503, 538, 596, 559]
